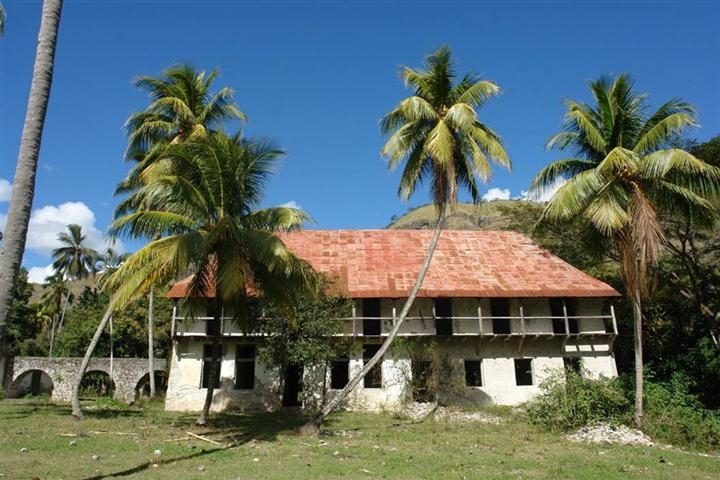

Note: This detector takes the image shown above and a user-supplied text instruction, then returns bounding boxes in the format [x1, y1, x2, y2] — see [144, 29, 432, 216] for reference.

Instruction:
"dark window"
[235, 344, 255, 389]
[362, 299, 381, 335]
[514, 359, 533, 386]
[206, 301, 221, 336]
[566, 299, 579, 334]
[363, 345, 382, 388]
[491, 298, 511, 334]
[434, 298, 453, 335]
[412, 360, 434, 402]
[464, 360, 483, 387]
[201, 344, 223, 389]
[550, 298, 566, 334]
[330, 359, 349, 389]
[564, 357, 582, 375]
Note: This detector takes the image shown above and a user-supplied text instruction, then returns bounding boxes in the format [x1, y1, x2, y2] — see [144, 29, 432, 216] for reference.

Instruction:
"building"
[164, 230, 620, 412]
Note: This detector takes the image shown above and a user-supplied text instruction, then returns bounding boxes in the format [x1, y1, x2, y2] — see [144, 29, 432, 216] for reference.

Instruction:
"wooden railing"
[171, 305, 618, 346]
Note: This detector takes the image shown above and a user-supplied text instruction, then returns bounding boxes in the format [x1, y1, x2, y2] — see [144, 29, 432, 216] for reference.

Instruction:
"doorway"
[282, 364, 303, 407]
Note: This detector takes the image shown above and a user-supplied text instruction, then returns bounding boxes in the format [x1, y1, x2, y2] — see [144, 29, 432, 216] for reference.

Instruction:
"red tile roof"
[167, 230, 619, 299]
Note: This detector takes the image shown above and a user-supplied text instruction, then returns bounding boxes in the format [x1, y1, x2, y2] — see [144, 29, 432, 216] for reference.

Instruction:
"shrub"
[0, 385, 5, 400]
[526, 370, 630, 431]
[526, 369, 720, 451]
[637, 373, 720, 451]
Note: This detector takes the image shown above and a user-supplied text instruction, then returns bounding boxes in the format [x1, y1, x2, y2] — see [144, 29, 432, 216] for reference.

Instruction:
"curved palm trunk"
[632, 277, 644, 427]
[196, 298, 222, 426]
[300, 205, 446, 435]
[148, 286, 156, 398]
[71, 304, 113, 418]
[0, 0, 63, 386]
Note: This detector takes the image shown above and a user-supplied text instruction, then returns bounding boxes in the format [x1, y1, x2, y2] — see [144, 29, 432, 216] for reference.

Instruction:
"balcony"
[171, 305, 618, 347]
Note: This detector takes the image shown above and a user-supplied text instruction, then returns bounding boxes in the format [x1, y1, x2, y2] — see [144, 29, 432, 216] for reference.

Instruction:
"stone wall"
[8, 357, 165, 403]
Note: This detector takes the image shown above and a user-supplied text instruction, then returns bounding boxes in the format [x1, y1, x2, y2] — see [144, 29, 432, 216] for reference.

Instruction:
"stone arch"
[9, 369, 54, 398]
[79, 370, 116, 398]
[9, 357, 166, 404]
[134, 371, 168, 400]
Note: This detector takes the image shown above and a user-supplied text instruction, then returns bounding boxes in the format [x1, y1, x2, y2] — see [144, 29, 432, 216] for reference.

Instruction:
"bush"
[639, 374, 720, 451]
[0, 385, 5, 400]
[526, 369, 720, 451]
[526, 370, 630, 431]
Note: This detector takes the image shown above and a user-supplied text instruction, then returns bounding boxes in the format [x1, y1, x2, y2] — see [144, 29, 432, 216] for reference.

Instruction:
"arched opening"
[10, 370, 54, 398]
[79, 371, 116, 399]
[134, 371, 168, 400]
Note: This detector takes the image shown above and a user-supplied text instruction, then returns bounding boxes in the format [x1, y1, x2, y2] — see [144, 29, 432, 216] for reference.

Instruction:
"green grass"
[1, 399, 718, 479]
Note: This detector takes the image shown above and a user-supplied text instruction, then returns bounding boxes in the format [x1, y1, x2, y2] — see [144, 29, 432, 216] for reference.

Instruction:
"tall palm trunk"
[148, 286, 156, 397]
[0, 0, 63, 386]
[71, 304, 113, 418]
[196, 298, 222, 426]
[300, 205, 446, 435]
[48, 313, 57, 355]
[56, 283, 71, 340]
[632, 272, 644, 427]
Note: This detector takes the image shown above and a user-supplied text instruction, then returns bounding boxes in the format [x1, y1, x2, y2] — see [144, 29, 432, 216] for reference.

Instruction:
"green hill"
[387, 199, 545, 235]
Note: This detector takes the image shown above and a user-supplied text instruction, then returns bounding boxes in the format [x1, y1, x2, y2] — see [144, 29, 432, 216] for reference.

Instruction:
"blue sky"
[1, 0, 719, 282]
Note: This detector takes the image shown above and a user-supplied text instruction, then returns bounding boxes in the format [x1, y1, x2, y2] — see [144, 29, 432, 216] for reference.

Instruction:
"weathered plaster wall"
[164, 298, 618, 412]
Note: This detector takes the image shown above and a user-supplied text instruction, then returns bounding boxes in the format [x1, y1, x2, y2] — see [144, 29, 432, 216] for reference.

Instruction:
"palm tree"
[0, 0, 62, 386]
[51, 224, 98, 336]
[300, 45, 510, 434]
[533, 74, 720, 426]
[40, 273, 69, 355]
[118, 64, 246, 397]
[95, 247, 128, 383]
[1, 3, 6, 36]
[70, 132, 313, 421]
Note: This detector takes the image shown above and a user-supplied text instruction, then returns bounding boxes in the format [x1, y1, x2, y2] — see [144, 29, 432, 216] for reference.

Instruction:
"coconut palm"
[39, 273, 69, 355]
[51, 224, 98, 337]
[0, 0, 62, 385]
[95, 248, 128, 290]
[70, 132, 314, 421]
[301, 45, 510, 433]
[117, 64, 246, 397]
[1, 3, 6, 36]
[534, 74, 720, 425]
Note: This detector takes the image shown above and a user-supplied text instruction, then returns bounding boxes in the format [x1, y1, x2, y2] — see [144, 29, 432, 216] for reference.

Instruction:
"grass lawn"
[0, 399, 717, 479]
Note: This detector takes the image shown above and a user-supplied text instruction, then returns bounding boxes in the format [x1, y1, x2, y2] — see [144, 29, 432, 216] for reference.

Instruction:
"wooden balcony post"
[562, 300, 570, 350]
[518, 301, 526, 353]
[220, 306, 225, 336]
[478, 306, 483, 336]
[352, 304, 357, 337]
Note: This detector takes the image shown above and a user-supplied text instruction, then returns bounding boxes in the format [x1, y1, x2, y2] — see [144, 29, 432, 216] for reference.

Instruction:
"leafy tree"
[70, 132, 314, 422]
[255, 276, 353, 396]
[534, 75, 720, 425]
[51, 224, 98, 336]
[301, 46, 510, 433]
[6, 270, 43, 362]
[0, 0, 63, 386]
[53, 287, 173, 360]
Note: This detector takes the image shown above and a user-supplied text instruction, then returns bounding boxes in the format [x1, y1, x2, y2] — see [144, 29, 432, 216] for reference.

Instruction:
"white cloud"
[0, 178, 12, 202]
[24, 201, 122, 256]
[279, 200, 302, 210]
[482, 188, 511, 201]
[524, 177, 567, 203]
[27, 264, 55, 284]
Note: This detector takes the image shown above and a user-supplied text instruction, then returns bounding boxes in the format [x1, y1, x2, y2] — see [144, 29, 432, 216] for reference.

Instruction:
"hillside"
[388, 199, 544, 234]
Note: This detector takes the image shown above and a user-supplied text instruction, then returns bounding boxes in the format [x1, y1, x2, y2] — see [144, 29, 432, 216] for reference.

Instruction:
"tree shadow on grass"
[79, 411, 310, 480]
